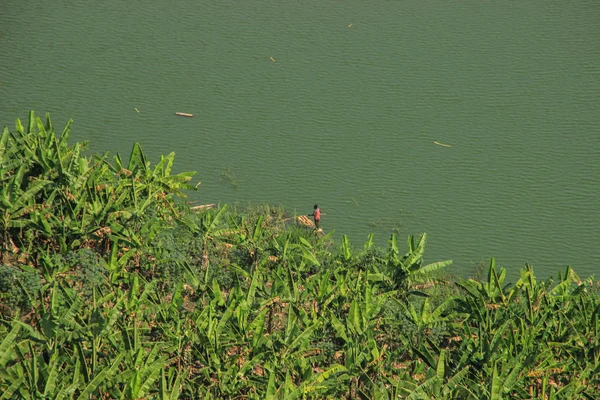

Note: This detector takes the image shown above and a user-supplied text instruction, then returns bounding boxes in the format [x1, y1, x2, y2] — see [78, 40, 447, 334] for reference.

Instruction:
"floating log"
[190, 204, 215, 211]
[297, 215, 314, 227]
[434, 141, 452, 148]
[176, 112, 194, 117]
[294, 216, 325, 234]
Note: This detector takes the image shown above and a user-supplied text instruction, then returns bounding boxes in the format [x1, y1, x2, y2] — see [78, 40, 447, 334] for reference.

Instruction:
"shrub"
[0, 264, 42, 317]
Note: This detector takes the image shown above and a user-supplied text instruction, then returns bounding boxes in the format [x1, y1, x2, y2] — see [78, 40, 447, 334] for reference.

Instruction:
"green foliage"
[0, 111, 198, 280]
[0, 264, 42, 317]
[0, 112, 599, 399]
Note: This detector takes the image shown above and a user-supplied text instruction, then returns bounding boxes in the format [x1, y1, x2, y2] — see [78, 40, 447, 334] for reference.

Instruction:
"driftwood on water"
[297, 215, 324, 234]
[190, 204, 215, 211]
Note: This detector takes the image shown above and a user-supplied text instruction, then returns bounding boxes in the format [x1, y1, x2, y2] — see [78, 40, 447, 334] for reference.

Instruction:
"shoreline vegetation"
[1, 112, 599, 399]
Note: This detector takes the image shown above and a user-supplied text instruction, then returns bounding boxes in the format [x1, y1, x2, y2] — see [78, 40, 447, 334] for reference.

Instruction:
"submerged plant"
[220, 166, 239, 190]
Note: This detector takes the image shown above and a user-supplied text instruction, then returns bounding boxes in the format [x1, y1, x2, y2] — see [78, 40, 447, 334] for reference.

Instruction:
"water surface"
[2, 0, 599, 279]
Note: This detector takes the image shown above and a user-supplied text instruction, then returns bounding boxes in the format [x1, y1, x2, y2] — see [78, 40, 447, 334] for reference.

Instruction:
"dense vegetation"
[1, 112, 599, 399]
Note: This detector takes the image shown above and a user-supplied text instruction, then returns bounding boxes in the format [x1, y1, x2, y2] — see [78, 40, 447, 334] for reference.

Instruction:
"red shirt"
[314, 208, 321, 220]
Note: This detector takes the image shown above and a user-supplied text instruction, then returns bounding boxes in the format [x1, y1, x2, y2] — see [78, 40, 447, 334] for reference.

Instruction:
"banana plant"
[324, 271, 398, 396]
[385, 233, 452, 294]
[0, 166, 51, 255]
[197, 205, 231, 269]
[398, 296, 458, 348]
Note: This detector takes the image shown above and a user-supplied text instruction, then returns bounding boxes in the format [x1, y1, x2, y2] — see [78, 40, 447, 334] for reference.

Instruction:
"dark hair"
[314, 204, 318, 209]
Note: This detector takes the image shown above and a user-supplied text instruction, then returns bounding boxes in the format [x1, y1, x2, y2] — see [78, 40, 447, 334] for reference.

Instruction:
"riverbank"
[1, 112, 599, 398]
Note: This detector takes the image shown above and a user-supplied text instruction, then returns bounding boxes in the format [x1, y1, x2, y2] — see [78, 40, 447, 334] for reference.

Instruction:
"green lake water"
[1, 0, 599, 279]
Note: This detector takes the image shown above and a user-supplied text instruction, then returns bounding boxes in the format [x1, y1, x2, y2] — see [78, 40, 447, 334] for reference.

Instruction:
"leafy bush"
[65, 248, 108, 299]
[0, 264, 42, 317]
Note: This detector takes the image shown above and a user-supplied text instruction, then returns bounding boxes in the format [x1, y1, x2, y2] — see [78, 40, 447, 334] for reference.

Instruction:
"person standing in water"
[310, 204, 321, 229]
